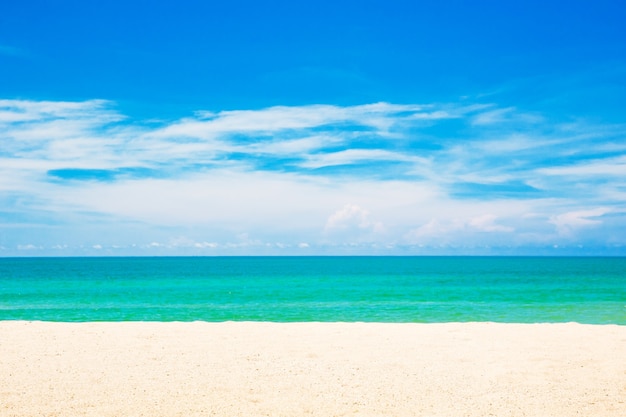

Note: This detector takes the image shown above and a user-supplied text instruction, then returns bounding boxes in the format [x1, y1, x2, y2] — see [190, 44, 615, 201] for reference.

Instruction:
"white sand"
[0, 321, 624, 416]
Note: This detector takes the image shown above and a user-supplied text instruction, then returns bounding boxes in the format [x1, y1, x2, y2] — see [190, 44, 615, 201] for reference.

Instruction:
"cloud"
[298, 149, 428, 169]
[407, 218, 466, 242]
[151, 102, 432, 139]
[17, 244, 41, 251]
[468, 214, 514, 232]
[324, 204, 380, 231]
[1, 97, 625, 254]
[471, 107, 543, 126]
[324, 204, 385, 242]
[549, 208, 611, 236]
[0, 99, 121, 125]
[537, 155, 626, 177]
[472, 108, 515, 125]
[407, 214, 513, 245]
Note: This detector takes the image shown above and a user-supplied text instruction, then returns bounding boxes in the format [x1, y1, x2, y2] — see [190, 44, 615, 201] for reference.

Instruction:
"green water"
[0, 257, 624, 323]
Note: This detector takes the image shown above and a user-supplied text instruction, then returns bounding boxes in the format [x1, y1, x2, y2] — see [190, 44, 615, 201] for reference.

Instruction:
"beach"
[1, 321, 624, 416]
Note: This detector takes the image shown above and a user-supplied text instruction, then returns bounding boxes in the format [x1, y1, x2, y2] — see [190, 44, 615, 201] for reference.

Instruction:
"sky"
[1, 0, 625, 256]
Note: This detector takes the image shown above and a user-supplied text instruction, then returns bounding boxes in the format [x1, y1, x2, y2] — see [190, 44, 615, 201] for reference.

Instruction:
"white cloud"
[472, 108, 515, 125]
[151, 102, 430, 139]
[538, 155, 626, 177]
[470, 133, 558, 153]
[471, 107, 543, 126]
[468, 214, 514, 232]
[0, 99, 122, 126]
[407, 218, 466, 241]
[549, 208, 611, 236]
[193, 241, 219, 249]
[245, 135, 339, 155]
[1, 97, 625, 254]
[324, 204, 385, 242]
[17, 244, 40, 251]
[299, 149, 428, 169]
[407, 214, 513, 244]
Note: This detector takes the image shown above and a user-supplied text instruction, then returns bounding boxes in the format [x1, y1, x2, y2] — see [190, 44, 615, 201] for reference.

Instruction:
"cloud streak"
[1, 98, 625, 255]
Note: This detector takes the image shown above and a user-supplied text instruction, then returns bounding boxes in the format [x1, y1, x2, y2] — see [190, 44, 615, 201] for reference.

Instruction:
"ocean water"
[0, 257, 624, 324]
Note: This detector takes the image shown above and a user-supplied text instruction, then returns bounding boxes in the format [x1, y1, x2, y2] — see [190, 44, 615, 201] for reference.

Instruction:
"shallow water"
[1, 256, 624, 323]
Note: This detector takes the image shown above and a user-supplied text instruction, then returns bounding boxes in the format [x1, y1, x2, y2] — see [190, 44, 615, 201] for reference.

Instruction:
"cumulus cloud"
[324, 204, 385, 242]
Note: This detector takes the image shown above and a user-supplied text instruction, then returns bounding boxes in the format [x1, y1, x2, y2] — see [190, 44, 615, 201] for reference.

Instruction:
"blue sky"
[1, 0, 625, 255]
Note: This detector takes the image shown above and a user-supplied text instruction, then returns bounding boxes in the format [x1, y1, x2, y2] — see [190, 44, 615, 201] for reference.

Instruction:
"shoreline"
[1, 321, 624, 416]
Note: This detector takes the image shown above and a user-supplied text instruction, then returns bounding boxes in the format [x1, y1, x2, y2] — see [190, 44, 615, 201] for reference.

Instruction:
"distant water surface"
[0, 257, 624, 323]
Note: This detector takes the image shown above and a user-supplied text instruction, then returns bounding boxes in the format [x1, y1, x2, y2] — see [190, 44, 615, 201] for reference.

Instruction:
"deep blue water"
[0, 257, 624, 323]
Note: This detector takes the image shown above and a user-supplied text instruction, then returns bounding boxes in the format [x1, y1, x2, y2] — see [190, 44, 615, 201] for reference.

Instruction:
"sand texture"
[1, 321, 624, 416]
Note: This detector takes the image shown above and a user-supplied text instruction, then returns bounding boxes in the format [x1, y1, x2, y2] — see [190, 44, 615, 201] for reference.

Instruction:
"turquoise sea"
[0, 257, 624, 324]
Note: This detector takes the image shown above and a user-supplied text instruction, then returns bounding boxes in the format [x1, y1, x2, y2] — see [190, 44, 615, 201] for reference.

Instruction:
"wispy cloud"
[537, 155, 626, 178]
[471, 107, 543, 126]
[1, 98, 625, 255]
[549, 208, 613, 236]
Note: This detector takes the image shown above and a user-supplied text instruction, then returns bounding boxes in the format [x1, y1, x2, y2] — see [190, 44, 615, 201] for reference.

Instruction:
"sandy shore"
[1, 322, 624, 416]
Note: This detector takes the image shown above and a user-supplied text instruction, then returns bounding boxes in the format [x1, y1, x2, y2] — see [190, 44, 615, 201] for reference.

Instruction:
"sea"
[0, 256, 624, 324]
